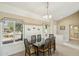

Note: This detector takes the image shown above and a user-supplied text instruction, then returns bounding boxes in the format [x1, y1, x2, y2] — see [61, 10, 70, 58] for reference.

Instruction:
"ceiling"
[0, 2, 79, 21]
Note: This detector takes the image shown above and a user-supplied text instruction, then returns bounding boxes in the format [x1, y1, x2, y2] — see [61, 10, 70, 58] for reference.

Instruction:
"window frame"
[0, 17, 23, 44]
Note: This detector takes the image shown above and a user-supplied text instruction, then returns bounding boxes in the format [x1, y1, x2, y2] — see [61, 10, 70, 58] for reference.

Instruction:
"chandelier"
[43, 2, 52, 19]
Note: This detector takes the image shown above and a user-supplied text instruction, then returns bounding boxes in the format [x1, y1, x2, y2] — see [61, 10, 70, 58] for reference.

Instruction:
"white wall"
[57, 24, 69, 42]
[52, 23, 64, 43]
[1, 41, 24, 56]
[49, 19, 54, 34]
[24, 25, 48, 41]
[48, 20, 64, 42]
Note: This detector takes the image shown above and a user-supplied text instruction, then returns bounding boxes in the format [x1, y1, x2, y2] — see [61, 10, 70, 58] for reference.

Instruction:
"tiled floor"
[56, 43, 79, 56]
[69, 40, 79, 46]
[11, 42, 79, 56]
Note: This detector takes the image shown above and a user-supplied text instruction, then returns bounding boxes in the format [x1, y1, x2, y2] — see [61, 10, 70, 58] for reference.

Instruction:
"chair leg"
[48, 49, 51, 56]
[50, 49, 52, 55]
[25, 53, 26, 56]
[43, 52, 45, 56]
[29, 51, 31, 56]
[53, 46, 56, 53]
[54, 41, 56, 52]
[48, 50, 49, 55]
[25, 51, 26, 56]
[29, 54, 31, 56]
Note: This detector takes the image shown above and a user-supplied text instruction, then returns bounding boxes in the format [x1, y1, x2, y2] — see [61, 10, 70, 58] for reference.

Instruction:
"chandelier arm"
[47, 2, 49, 19]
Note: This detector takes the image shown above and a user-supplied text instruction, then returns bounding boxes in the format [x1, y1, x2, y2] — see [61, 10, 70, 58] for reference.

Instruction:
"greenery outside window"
[2, 20, 14, 44]
[1, 18, 23, 44]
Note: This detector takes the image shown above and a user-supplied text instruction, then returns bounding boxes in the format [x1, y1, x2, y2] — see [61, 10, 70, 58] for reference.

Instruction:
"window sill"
[2, 40, 13, 44]
[15, 39, 22, 42]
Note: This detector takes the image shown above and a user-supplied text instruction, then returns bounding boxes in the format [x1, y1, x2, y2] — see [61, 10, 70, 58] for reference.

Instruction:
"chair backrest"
[24, 39, 32, 54]
[37, 34, 41, 42]
[49, 34, 54, 38]
[50, 37, 55, 44]
[31, 35, 36, 43]
[44, 38, 50, 48]
[24, 39, 29, 48]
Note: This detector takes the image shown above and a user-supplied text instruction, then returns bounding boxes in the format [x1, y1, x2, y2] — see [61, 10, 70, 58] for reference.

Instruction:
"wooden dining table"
[30, 36, 56, 56]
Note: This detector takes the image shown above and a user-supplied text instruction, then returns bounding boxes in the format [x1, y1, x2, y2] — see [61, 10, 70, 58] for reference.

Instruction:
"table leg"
[36, 47, 39, 56]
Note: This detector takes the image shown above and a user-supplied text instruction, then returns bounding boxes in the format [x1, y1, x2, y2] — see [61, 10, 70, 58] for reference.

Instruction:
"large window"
[2, 20, 14, 44]
[15, 22, 23, 41]
[1, 18, 23, 44]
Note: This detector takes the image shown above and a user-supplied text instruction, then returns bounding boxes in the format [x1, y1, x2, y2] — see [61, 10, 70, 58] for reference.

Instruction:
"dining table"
[32, 38, 45, 56]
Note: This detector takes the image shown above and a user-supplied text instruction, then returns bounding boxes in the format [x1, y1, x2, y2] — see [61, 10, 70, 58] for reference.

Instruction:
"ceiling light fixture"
[43, 2, 52, 19]
[43, 14, 52, 19]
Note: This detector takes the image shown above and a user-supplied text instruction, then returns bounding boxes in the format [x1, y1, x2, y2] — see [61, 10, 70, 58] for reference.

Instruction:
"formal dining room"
[0, 2, 79, 56]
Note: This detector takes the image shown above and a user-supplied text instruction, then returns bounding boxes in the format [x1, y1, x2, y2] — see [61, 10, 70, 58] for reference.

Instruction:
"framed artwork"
[60, 26, 65, 30]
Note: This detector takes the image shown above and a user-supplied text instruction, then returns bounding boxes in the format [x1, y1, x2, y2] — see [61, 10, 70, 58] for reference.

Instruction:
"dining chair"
[50, 37, 56, 54]
[49, 34, 56, 51]
[31, 35, 36, 44]
[37, 34, 41, 42]
[38, 38, 50, 56]
[24, 39, 36, 56]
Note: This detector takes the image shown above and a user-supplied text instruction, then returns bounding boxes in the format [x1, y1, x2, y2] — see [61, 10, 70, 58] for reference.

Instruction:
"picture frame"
[60, 26, 65, 30]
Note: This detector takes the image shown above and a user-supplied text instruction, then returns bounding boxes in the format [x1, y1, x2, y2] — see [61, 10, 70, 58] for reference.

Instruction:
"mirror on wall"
[69, 25, 79, 41]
